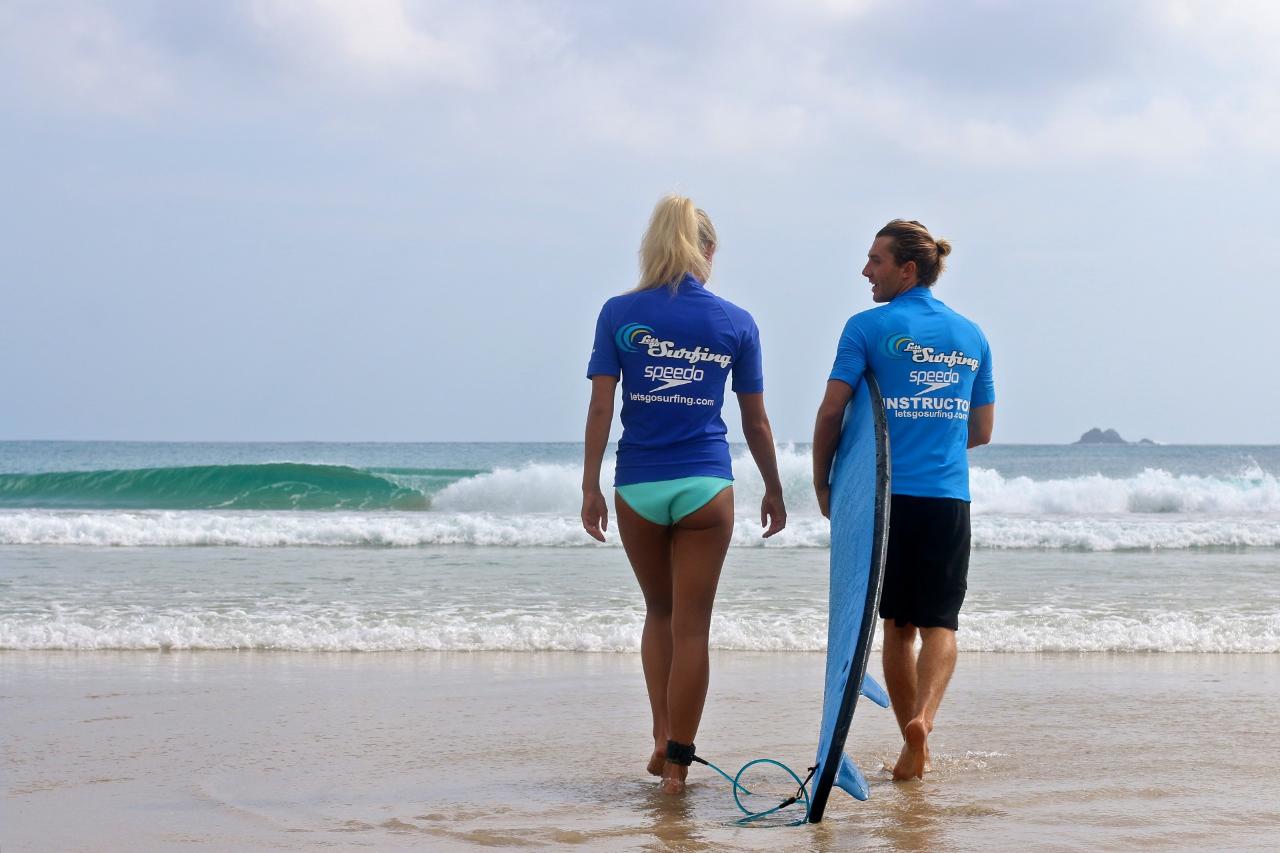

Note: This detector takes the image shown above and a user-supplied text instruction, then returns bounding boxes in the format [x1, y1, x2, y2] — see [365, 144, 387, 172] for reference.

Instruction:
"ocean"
[2, 441, 1278, 654]
[6, 440, 1280, 850]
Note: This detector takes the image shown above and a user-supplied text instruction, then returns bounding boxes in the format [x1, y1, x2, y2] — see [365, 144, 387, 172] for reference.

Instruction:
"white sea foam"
[430, 463, 588, 513]
[431, 445, 823, 515]
[970, 465, 1280, 514]
[4, 607, 1276, 653]
[3, 510, 1279, 550]
[960, 608, 1280, 653]
[971, 516, 1280, 550]
[431, 452, 1280, 516]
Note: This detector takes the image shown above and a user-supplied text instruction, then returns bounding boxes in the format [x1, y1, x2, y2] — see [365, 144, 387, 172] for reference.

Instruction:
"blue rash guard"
[587, 274, 764, 487]
[829, 286, 994, 501]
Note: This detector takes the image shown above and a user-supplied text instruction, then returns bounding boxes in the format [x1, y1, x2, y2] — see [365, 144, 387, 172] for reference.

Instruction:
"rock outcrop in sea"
[1074, 428, 1156, 445]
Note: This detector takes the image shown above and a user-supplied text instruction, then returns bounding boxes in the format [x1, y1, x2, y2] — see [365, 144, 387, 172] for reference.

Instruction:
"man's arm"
[968, 403, 994, 448]
[812, 379, 854, 518]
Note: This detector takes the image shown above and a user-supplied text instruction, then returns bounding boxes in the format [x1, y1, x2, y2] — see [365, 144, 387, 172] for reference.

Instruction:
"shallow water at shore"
[4, 546, 1278, 653]
[5, 650, 1279, 851]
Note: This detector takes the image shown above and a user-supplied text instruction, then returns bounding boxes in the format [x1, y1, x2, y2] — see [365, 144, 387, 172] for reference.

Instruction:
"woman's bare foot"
[893, 718, 931, 781]
[647, 746, 666, 777]
[660, 761, 688, 795]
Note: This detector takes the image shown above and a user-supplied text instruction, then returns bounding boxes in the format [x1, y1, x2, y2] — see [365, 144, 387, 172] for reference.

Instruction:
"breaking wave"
[3, 450, 1276, 517]
[2, 510, 1278, 550]
[4, 607, 1275, 653]
[0, 463, 481, 511]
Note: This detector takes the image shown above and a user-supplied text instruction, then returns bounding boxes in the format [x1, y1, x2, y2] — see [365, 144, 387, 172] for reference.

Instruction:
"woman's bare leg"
[662, 487, 734, 793]
[615, 494, 675, 776]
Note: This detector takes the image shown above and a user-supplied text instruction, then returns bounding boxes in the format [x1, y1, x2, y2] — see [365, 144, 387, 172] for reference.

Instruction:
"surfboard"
[808, 370, 891, 823]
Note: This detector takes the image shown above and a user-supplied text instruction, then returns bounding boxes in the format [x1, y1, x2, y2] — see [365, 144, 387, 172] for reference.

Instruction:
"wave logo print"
[615, 323, 654, 353]
[882, 333, 914, 359]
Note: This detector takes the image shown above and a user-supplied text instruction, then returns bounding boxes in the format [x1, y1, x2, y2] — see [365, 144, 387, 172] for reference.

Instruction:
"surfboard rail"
[808, 370, 891, 823]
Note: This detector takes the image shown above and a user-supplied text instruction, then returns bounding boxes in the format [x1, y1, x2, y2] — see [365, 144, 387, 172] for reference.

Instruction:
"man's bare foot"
[647, 747, 666, 777]
[660, 761, 688, 795]
[893, 719, 930, 781]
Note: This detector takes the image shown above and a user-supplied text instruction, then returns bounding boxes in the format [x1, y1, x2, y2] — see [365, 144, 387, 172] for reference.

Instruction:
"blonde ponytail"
[636, 194, 715, 291]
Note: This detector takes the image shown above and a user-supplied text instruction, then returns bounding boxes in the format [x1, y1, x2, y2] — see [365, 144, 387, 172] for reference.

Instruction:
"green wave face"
[0, 463, 481, 510]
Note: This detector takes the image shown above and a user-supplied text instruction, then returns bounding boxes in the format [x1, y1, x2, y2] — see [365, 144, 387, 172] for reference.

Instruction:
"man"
[812, 219, 994, 781]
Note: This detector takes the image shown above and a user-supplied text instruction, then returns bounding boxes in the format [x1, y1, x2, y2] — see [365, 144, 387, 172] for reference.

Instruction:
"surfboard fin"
[860, 674, 890, 708]
[834, 753, 870, 801]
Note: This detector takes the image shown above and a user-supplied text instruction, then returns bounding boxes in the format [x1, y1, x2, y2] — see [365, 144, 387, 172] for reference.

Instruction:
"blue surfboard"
[808, 371, 891, 823]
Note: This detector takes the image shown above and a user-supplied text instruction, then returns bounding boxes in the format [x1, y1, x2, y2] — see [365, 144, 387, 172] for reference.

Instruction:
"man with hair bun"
[811, 219, 995, 781]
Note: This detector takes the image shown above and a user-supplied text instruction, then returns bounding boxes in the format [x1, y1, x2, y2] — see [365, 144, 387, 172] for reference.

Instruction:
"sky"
[2, 0, 1279, 444]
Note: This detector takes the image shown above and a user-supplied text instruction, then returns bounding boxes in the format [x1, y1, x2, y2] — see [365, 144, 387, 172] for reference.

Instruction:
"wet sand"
[4, 650, 1279, 851]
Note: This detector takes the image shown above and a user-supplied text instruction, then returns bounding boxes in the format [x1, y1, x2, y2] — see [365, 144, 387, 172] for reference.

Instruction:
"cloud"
[0, 0, 174, 114]
[245, 0, 565, 91]
[0, 0, 1276, 167]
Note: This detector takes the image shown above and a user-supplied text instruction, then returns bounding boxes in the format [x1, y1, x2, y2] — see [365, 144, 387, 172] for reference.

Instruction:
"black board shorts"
[879, 494, 971, 631]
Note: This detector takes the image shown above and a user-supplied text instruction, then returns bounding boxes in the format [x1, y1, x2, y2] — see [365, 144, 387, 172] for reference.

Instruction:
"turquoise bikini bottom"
[616, 476, 733, 526]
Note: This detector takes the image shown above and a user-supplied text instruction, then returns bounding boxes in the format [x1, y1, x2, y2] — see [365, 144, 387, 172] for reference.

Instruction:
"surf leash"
[692, 753, 814, 826]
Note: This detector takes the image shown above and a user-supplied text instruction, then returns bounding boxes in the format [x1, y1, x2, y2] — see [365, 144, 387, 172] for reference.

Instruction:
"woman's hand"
[736, 392, 787, 539]
[760, 489, 787, 538]
[581, 489, 609, 542]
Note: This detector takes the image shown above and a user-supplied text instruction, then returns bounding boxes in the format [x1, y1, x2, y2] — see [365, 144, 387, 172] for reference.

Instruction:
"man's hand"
[581, 490, 609, 542]
[760, 489, 787, 538]
[815, 483, 831, 519]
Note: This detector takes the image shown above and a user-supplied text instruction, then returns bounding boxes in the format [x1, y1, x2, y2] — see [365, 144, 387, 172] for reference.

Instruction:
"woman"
[581, 194, 786, 795]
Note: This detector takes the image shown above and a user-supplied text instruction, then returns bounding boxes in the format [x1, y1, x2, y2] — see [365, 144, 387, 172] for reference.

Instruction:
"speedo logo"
[909, 369, 960, 395]
[644, 365, 704, 392]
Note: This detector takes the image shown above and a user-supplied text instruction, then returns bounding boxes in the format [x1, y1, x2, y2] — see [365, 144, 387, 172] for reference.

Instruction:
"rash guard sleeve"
[731, 316, 764, 393]
[828, 317, 869, 391]
[971, 335, 995, 407]
[586, 301, 620, 379]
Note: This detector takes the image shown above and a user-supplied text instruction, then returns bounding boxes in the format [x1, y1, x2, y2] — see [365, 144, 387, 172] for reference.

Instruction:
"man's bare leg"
[894, 626, 957, 780]
[881, 620, 918, 735]
[882, 620, 925, 779]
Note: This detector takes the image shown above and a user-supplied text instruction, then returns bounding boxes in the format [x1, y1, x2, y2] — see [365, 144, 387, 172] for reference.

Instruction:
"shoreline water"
[5, 649, 1280, 851]
[3, 440, 1278, 848]
[3, 545, 1277, 654]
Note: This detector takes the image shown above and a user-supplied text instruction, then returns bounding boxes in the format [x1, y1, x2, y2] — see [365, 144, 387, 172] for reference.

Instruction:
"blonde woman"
[582, 194, 786, 795]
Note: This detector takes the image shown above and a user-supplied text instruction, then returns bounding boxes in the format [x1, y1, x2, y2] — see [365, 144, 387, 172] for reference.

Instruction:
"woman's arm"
[581, 375, 618, 541]
[737, 392, 786, 538]
[812, 380, 854, 519]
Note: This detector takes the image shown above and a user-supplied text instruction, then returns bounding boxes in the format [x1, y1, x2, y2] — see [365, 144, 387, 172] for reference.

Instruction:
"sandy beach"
[4, 649, 1278, 851]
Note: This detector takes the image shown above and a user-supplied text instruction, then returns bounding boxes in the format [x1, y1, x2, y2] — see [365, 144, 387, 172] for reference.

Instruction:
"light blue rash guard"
[587, 274, 764, 487]
[829, 286, 995, 501]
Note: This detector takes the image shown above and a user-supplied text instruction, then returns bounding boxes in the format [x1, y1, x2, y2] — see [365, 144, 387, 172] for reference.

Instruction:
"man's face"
[862, 236, 915, 303]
